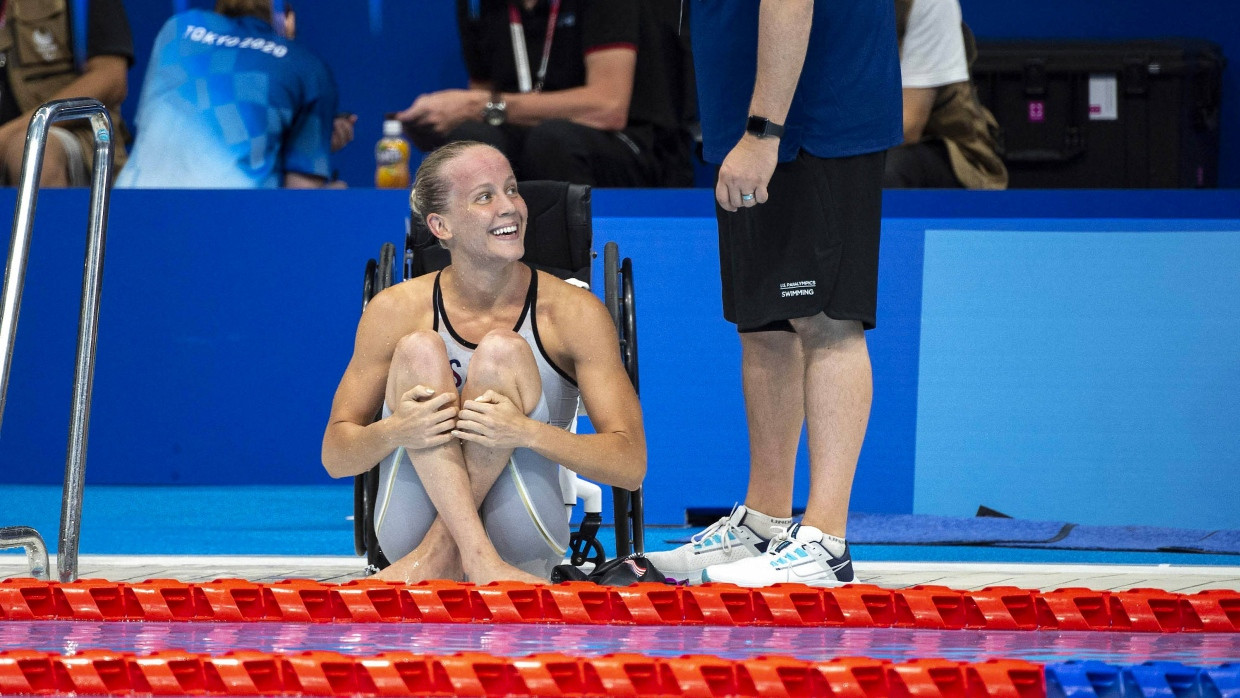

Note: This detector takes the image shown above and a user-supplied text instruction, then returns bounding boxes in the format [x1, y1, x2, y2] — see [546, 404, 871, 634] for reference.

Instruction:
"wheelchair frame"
[352, 181, 643, 572]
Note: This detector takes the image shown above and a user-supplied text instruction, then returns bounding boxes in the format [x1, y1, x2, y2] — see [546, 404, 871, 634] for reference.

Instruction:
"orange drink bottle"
[375, 117, 411, 189]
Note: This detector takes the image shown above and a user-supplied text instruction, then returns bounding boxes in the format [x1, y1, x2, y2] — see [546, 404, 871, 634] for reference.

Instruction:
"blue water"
[3, 485, 1239, 565]
[3, 621, 1239, 664]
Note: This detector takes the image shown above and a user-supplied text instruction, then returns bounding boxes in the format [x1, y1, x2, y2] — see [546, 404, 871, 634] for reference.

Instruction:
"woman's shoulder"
[535, 270, 611, 331]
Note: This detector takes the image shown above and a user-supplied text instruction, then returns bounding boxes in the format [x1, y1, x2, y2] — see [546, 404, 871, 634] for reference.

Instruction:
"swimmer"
[322, 141, 646, 585]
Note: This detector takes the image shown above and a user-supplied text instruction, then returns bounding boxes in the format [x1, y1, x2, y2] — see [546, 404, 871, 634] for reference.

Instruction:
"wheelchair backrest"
[405, 180, 593, 283]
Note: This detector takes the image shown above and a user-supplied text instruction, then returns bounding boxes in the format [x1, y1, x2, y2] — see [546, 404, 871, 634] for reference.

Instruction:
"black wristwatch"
[746, 115, 785, 139]
[483, 92, 507, 126]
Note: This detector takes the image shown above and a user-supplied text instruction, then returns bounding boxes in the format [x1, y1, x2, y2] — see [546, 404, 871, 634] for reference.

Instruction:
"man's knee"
[0, 131, 28, 185]
[789, 313, 864, 348]
[883, 145, 917, 188]
[740, 326, 800, 359]
[519, 120, 587, 175]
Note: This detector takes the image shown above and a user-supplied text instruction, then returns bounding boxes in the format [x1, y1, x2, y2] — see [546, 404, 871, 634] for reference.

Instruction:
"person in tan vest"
[0, 0, 132, 187]
[885, 0, 1007, 189]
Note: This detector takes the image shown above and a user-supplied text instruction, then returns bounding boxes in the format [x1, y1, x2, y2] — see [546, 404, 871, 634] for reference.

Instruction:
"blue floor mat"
[667, 511, 1240, 555]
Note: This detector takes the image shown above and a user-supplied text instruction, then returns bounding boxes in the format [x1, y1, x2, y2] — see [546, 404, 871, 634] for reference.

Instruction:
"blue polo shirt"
[117, 10, 336, 188]
[691, 0, 903, 164]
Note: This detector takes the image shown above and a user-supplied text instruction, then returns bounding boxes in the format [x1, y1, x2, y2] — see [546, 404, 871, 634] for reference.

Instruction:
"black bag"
[971, 39, 1224, 188]
[551, 554, 673, 586]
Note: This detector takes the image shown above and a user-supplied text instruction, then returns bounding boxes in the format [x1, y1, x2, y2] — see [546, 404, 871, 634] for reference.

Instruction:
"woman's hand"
[387, 385, 458, 451]
[453, 390, 534, 450]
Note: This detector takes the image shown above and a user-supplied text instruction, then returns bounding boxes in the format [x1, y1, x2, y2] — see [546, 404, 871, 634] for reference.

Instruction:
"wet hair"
[409, 140, 493, 234]
[216, 0, 274, 22]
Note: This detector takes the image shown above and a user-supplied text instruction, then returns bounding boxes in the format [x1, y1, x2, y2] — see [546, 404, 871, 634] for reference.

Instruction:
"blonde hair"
[215, 0, 273, 22]
[409, 141, 493, 229]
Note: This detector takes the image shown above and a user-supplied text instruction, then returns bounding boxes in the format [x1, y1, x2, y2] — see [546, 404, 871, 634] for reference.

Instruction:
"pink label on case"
[1028, 101, 1046, 122]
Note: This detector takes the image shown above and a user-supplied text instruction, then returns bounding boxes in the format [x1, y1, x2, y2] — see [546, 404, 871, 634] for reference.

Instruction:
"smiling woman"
[320, 142, 646, 588]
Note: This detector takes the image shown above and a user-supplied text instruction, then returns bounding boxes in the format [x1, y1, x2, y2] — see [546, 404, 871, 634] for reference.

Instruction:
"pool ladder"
[0, 99, 116, 582]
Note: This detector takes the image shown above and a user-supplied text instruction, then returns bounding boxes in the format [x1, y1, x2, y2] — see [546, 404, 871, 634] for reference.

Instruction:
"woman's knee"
[393, 330, 449, 367]
[467, 330, 540, 408]
[389, 331, 455, 400]
[470, 331, 535, 378]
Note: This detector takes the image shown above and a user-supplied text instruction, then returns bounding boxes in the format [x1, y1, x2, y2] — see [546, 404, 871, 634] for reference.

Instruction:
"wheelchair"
[353, 180, 643, 572]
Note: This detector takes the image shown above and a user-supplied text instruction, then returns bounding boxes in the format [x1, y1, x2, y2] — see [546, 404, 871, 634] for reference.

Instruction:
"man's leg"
[787, 314, 871, 538]
[739, 329, 803, 519]
[0, 127, 72, 187]
[882, 141, 962, 189]
[642, 327, 800, 582]
[519, 119, 655, 187]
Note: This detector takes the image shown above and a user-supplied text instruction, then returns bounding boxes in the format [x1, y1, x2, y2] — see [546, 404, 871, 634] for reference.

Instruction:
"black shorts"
[716, 149, 885, 332]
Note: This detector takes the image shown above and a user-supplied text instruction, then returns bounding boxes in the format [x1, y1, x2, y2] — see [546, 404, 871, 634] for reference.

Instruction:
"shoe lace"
[691, 505, 744, 554]
[765, 525, 792, 555]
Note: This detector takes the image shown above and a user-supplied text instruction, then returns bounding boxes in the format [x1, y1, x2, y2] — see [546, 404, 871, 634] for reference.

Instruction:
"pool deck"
[3, 554, 1239, 593]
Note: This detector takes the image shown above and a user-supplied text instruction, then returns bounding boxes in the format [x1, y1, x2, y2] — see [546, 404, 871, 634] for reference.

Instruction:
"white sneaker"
[701, 523, 854, 588]
[643, 505, 772, 583]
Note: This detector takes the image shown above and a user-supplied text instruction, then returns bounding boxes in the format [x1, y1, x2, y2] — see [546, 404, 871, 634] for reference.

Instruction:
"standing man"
[645, 0, 902, 587]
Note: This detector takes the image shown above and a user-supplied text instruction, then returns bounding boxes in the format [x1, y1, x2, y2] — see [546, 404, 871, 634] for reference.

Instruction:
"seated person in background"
[116, 0, 347, 189]
[884, 0, 1007, 189]
[0, 0, 133, 187]
[398, 0, 693, 188]
[321, 141, 646, 584]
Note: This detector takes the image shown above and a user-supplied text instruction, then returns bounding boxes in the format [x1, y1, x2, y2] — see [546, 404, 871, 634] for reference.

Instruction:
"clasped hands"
[389, 385, 531, 452]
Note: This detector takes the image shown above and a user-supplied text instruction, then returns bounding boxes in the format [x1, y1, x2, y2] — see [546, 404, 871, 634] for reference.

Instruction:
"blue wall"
[116, 0, 1239, 188]
[3, 189, 1239, 529]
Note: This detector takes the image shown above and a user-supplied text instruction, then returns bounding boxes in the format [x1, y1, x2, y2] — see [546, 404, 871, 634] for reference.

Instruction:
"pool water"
[4, 621, 1239, 664]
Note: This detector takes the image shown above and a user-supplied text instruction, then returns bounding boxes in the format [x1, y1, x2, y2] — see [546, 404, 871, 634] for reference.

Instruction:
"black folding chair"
[354, 180, 643, 571]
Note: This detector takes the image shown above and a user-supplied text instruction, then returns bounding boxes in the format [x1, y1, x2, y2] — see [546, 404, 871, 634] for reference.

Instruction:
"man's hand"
[716, 134, 780, 212]
[396, 90, 487, 134]
[388, 385, 458, 451]
[331, 113, 357, 152]
[453, 390, 533, 450]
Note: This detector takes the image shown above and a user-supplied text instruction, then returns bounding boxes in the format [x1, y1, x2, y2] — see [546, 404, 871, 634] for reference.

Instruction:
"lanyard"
[507, 0, 560, 93]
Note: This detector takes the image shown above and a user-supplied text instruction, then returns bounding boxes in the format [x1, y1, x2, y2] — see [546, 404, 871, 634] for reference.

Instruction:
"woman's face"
[434, 147, 528, 262]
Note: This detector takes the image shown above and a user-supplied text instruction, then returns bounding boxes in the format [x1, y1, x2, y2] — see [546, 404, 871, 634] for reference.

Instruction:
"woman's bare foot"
[373, 544, 465, 583]
[464, 557, 546, 585]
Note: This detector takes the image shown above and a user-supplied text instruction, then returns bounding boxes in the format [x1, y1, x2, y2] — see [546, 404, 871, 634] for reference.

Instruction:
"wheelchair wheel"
[602, 241, 644, 556]
[621, 257, 639, 396]
[355, 243, 398, 566]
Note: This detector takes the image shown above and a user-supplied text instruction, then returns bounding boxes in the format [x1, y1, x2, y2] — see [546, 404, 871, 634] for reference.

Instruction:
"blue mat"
[854, 513, 1240, 554]
[669, 512, 1240, 555]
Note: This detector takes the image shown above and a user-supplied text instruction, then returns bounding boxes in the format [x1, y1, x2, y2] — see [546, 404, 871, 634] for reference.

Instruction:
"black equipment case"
[971, 40, 1224, 188]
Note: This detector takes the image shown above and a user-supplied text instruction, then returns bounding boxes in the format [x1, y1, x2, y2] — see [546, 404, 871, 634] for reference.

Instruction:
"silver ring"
[741, 193, 755, 201]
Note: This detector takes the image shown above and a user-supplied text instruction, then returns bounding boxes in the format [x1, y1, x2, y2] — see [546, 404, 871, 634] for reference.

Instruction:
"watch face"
[485, 103, 506, 127]
[747, 115, 784, 138]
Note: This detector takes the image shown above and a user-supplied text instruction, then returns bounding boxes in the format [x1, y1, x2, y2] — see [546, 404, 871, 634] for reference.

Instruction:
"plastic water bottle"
[375, 116, 411, 189]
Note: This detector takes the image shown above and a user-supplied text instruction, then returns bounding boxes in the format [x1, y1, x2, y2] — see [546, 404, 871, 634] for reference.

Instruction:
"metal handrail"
[0, 526, 49, 580]
[0, 98, 115, 582]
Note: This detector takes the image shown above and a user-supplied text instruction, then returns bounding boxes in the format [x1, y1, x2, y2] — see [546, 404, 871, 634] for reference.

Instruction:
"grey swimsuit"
[374, 267, 581, 577]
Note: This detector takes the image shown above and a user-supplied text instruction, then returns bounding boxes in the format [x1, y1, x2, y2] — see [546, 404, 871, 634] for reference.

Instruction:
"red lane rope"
[1, 579, 1236, 631]
[0, 651, 1046, 697]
